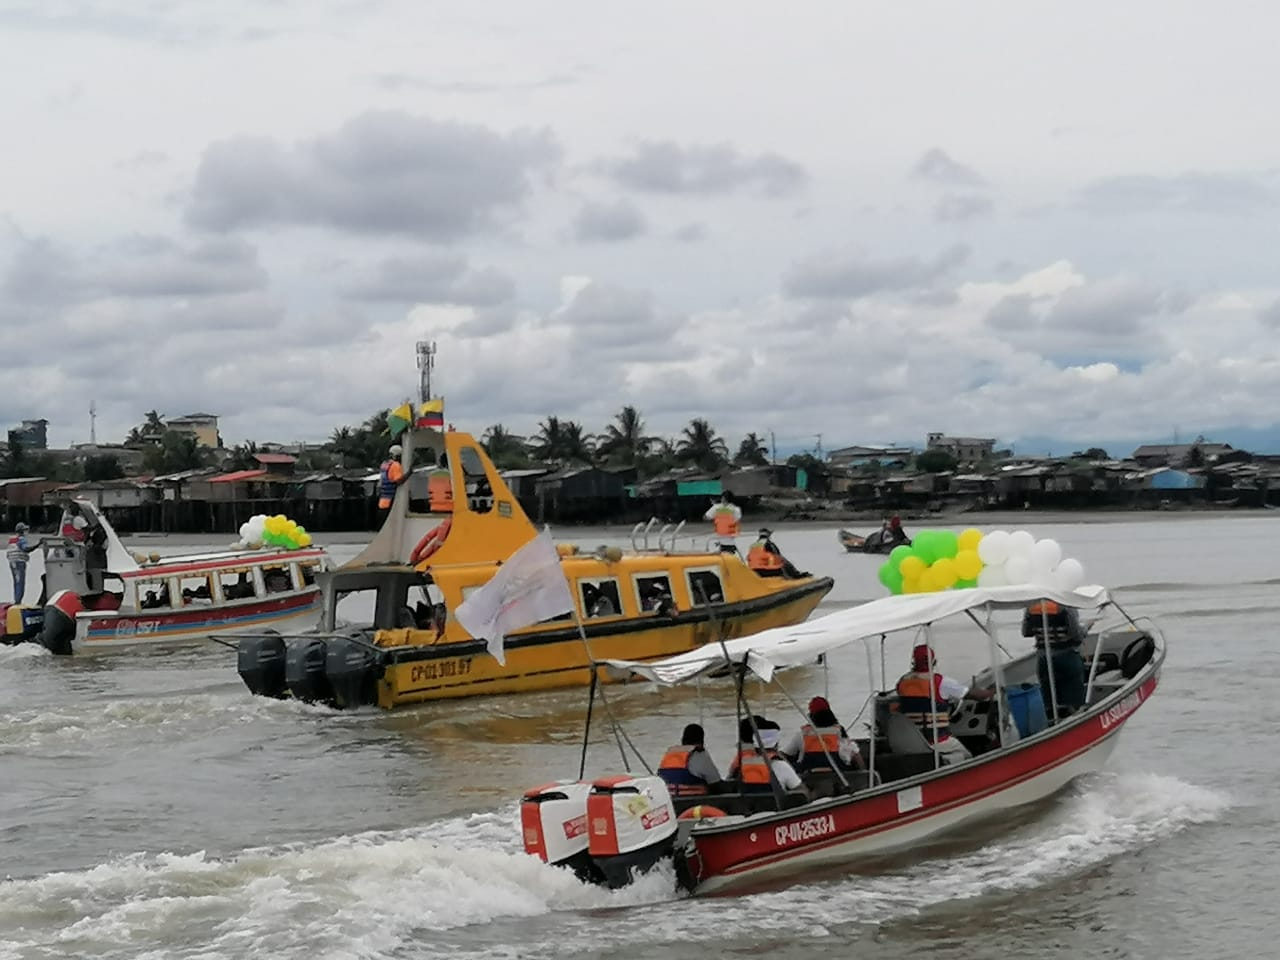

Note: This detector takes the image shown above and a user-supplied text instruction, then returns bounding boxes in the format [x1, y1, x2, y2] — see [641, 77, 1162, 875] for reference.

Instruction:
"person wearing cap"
[6, 522, 36, 603]
[728, 716, 807, 795]
[656, 723, 724, 796]
[703, 493, 742, 552]
[378, 445, 406, 510]
[896, 644, 993, 764]
[747, 528, 807, 578]
[1022, 600, 1086, 720]
[780, 696, 865, 773]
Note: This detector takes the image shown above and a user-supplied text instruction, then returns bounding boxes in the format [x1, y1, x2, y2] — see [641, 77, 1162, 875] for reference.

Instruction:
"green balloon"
[885, 568, 904, 594]
[937, 530, 959, 560]
[888, 544, 913, 571]
[956, 577, 978, 589]
[913, 530, 940, 565]
[877, 561, 894, 587]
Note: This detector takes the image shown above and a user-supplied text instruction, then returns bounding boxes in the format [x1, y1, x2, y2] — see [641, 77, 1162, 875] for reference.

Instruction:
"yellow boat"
[233, 415, 833, 709]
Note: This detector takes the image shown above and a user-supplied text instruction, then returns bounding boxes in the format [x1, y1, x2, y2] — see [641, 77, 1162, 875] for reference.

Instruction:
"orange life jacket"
[712, 507, 739, 537]
[728, 747, 777, 788]
[656, 745, 710, 796]
[428, 469, 453, 512]
[798, 724, 850, 772]
[896, 671, 951, 742]
[747, 543, 784, 572]
[378, 460, 404, 508]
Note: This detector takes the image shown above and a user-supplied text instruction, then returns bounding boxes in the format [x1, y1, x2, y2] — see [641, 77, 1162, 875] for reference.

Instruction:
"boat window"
[136, 577, 172, 610]
[218, 568, 257, 601]
[459, 446, 493, 514]
[687, 570, 725, 605]
[262, 565, 294, 594]
[635, 574, 674, 613]
[299, 560, 320, 588]
[179, 574, 214, 605]
[580, 578, 622, 618]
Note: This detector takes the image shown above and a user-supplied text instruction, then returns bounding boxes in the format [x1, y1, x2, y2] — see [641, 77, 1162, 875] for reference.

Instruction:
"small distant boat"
[838, 528, 910, 554]
[1, 498, 330, 654]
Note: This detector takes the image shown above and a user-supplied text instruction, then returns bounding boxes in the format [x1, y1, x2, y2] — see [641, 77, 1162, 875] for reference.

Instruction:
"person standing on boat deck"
[704, 494, 741, 552]
[657, 723, 725, 796]
[1022, 600, 1087, 720]
[729, 717, 807, 795]
[61, 503, 89, 542]
[378, 445, 406, 511]
[780, 696, 865, 773]
[6, 522, 35, 603]
[896, 644, 993, 764]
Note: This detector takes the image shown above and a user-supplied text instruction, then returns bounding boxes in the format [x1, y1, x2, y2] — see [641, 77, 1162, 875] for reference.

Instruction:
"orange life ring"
[410, 519, 451, 565]
[678, 805, 728, 820]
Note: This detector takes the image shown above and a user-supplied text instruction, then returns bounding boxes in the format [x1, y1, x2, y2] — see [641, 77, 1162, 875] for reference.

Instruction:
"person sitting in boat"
[641, 578, 675, 615]
[704, 494, 742, 552]
[1022, 600, 1087, 720]
[657, 723, 725, 797]
[887, 516, 908, 545]
[896, 644, 993, 765]
[728, 717, 807, 796]
[747, 529, 807, 579]
[779, 696, 866, 773]
[378, 445, 406, 511]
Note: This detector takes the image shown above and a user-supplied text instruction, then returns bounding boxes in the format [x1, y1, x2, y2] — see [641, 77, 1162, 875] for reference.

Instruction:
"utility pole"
[814, 433, 823, 459]
[770, 430, 776, 464]
[415, 339, 437, 405]
[89, 400, 97, 446]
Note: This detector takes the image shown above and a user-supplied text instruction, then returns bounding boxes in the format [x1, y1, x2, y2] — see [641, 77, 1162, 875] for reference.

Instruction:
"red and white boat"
[519, 581, 1164, 896]
[17, 499, 330, 654]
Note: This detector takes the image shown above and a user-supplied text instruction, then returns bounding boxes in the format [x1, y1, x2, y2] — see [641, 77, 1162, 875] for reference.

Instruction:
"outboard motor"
[587, 774, 678, 889]
[1, 603, 44, 645]
[39, 589, 82, 656]
[237, 631, 287, 698]
[520, 780, 603, 884]
[284, 637, 333, 704]
[325, 635, 381, 709]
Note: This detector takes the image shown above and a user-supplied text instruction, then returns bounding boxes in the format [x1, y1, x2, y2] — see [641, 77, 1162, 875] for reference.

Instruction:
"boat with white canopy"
[518, 581, 1163, 896]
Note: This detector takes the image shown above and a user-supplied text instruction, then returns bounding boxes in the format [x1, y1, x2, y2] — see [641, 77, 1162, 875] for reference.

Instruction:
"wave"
[0, 772, 1226, 960]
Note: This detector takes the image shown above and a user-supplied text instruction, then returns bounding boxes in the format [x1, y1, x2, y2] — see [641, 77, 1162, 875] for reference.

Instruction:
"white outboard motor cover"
[520, 779, 593, 865]
[586, 775, 677, 857]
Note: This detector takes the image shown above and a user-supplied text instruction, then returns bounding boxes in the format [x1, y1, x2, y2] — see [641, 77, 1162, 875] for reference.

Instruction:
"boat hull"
[73, 591, 323, 650]
[375, 578, 832, 707]
[682, 665, 1160, 896]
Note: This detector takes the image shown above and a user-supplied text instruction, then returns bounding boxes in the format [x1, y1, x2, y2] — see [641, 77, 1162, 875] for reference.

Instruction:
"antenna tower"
[416, 339, 437, 405]
[89, 400, 97, 445]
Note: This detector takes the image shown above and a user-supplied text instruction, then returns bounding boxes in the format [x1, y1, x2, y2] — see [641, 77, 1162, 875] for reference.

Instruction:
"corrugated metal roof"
[0, 476, 47, 487]
[209, 469, 268, 483]
[253, 452, 297, 465]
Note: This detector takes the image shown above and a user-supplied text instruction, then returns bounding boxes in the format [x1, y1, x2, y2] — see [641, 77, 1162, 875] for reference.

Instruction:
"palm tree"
[227, 441, 259, 472]
[482, 423, 531, 469]
[597, 405, 654, 466]
[734, 432, 770, 466]
[533, 416, 567, 461]
[677, 418, 729, 472]
[561, 421, 595, 463]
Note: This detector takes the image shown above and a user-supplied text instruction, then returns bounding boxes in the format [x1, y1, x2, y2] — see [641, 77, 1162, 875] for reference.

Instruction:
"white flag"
[454, 528, 575, 664]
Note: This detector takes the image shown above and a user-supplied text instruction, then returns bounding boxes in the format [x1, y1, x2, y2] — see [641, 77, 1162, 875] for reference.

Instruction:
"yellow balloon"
[918, 568, 941, 593]
[958, 528, 984, 552]
[954, 549, 983, 581]
[932, 557, 958, 589]
[903, 577, 925, 594]
[299, 533, 312, 547]
[900, 556, 926, 580]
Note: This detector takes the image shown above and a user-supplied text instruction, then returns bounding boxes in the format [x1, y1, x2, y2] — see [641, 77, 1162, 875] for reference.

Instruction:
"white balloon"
[977, 530, 1011, 566]
[1008, 530, 1036, 559]
[1030, 538, 1063, 575]
[1004, 555, 1032, 585]
[1054, 557, 1086, 592]
[977, 565, 1008, 588]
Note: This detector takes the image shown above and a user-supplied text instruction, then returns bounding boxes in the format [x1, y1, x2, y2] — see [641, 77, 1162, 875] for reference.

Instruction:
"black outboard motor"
[324, 635, 380, 709]
[285, 637, 333, 704]
[586, 775, 679, 889]
[39, 589, 82, 656]
[237, 631, 287, 698]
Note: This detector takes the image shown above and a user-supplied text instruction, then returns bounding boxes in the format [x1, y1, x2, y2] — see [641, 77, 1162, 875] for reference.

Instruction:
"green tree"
[560, 421, 595, 463]
[83, 455, 124, 482]
[597, 405, 654, 466]
[533, 416, 568, 461]
[786, 453, 830, 496]
[482, 423, 531, 469]
[916, 449, 958, 473]
[677, 418, 729, 472]
[226, 441, 259, 472]
[734, 432, 770, 466]
[142, 431, 209, 474]
[1186, 444, 1205, 468]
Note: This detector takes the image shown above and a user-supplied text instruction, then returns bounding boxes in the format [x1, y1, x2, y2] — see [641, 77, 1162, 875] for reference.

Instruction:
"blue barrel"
[1006, 683, 1047, 738]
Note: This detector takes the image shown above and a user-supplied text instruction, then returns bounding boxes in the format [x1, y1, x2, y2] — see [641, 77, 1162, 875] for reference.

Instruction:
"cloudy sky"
[4, 1, 1279, 457]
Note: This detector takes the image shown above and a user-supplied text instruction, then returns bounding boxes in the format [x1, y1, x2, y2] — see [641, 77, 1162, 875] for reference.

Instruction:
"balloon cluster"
[879, 527, 1087, 595]
[878, 527, 985, 595]
[975, 530, 1086, 592]
[236, 513, 313, 551]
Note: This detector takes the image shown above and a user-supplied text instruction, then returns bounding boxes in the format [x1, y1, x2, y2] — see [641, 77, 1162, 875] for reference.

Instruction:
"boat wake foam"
[0, 772, 1227, 960]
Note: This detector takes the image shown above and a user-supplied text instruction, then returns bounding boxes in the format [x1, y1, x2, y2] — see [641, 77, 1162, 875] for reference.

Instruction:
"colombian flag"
[387, 402, 414, 437]
[417, 397, 445, 429]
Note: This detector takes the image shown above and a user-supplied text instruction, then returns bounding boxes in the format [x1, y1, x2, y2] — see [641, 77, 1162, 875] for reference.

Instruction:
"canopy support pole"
[1039, 602, 1062, 725]
[578, 670, 597, 779]
[573, 610, 646, 774]
[982, 604, 1010, 747]
[773, 672, 849, 792]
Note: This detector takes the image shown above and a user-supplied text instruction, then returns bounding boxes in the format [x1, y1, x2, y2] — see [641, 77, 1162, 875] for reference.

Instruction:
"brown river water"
[0, 516, 1271, 959]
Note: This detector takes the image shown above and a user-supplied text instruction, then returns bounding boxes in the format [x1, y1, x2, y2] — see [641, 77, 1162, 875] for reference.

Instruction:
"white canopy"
[602, 583, 1110, 685]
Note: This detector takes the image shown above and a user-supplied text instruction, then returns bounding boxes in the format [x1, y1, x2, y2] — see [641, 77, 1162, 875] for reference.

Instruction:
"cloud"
[185, 111, 560, 239]
[934, 193, 994, 222]
[570, 199, 647, 243]
[1044, 277, 1165, 334]
[368, 72, 579, 94]
[97, 236, 267, 297]
[340, 253, 515, 306]
[603, 140, 807, 197]
[1075, 172, 1277, 216]
[672, 222, 708, 243]
[984, 293, 1039, 331]
[912, 148, 986, 187]
[1258, 299, 1280, 328]
[782, 244, 970, 300]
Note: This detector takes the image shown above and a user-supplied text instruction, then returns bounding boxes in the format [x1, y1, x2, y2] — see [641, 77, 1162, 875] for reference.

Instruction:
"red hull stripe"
[82, 591, 320, 640]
